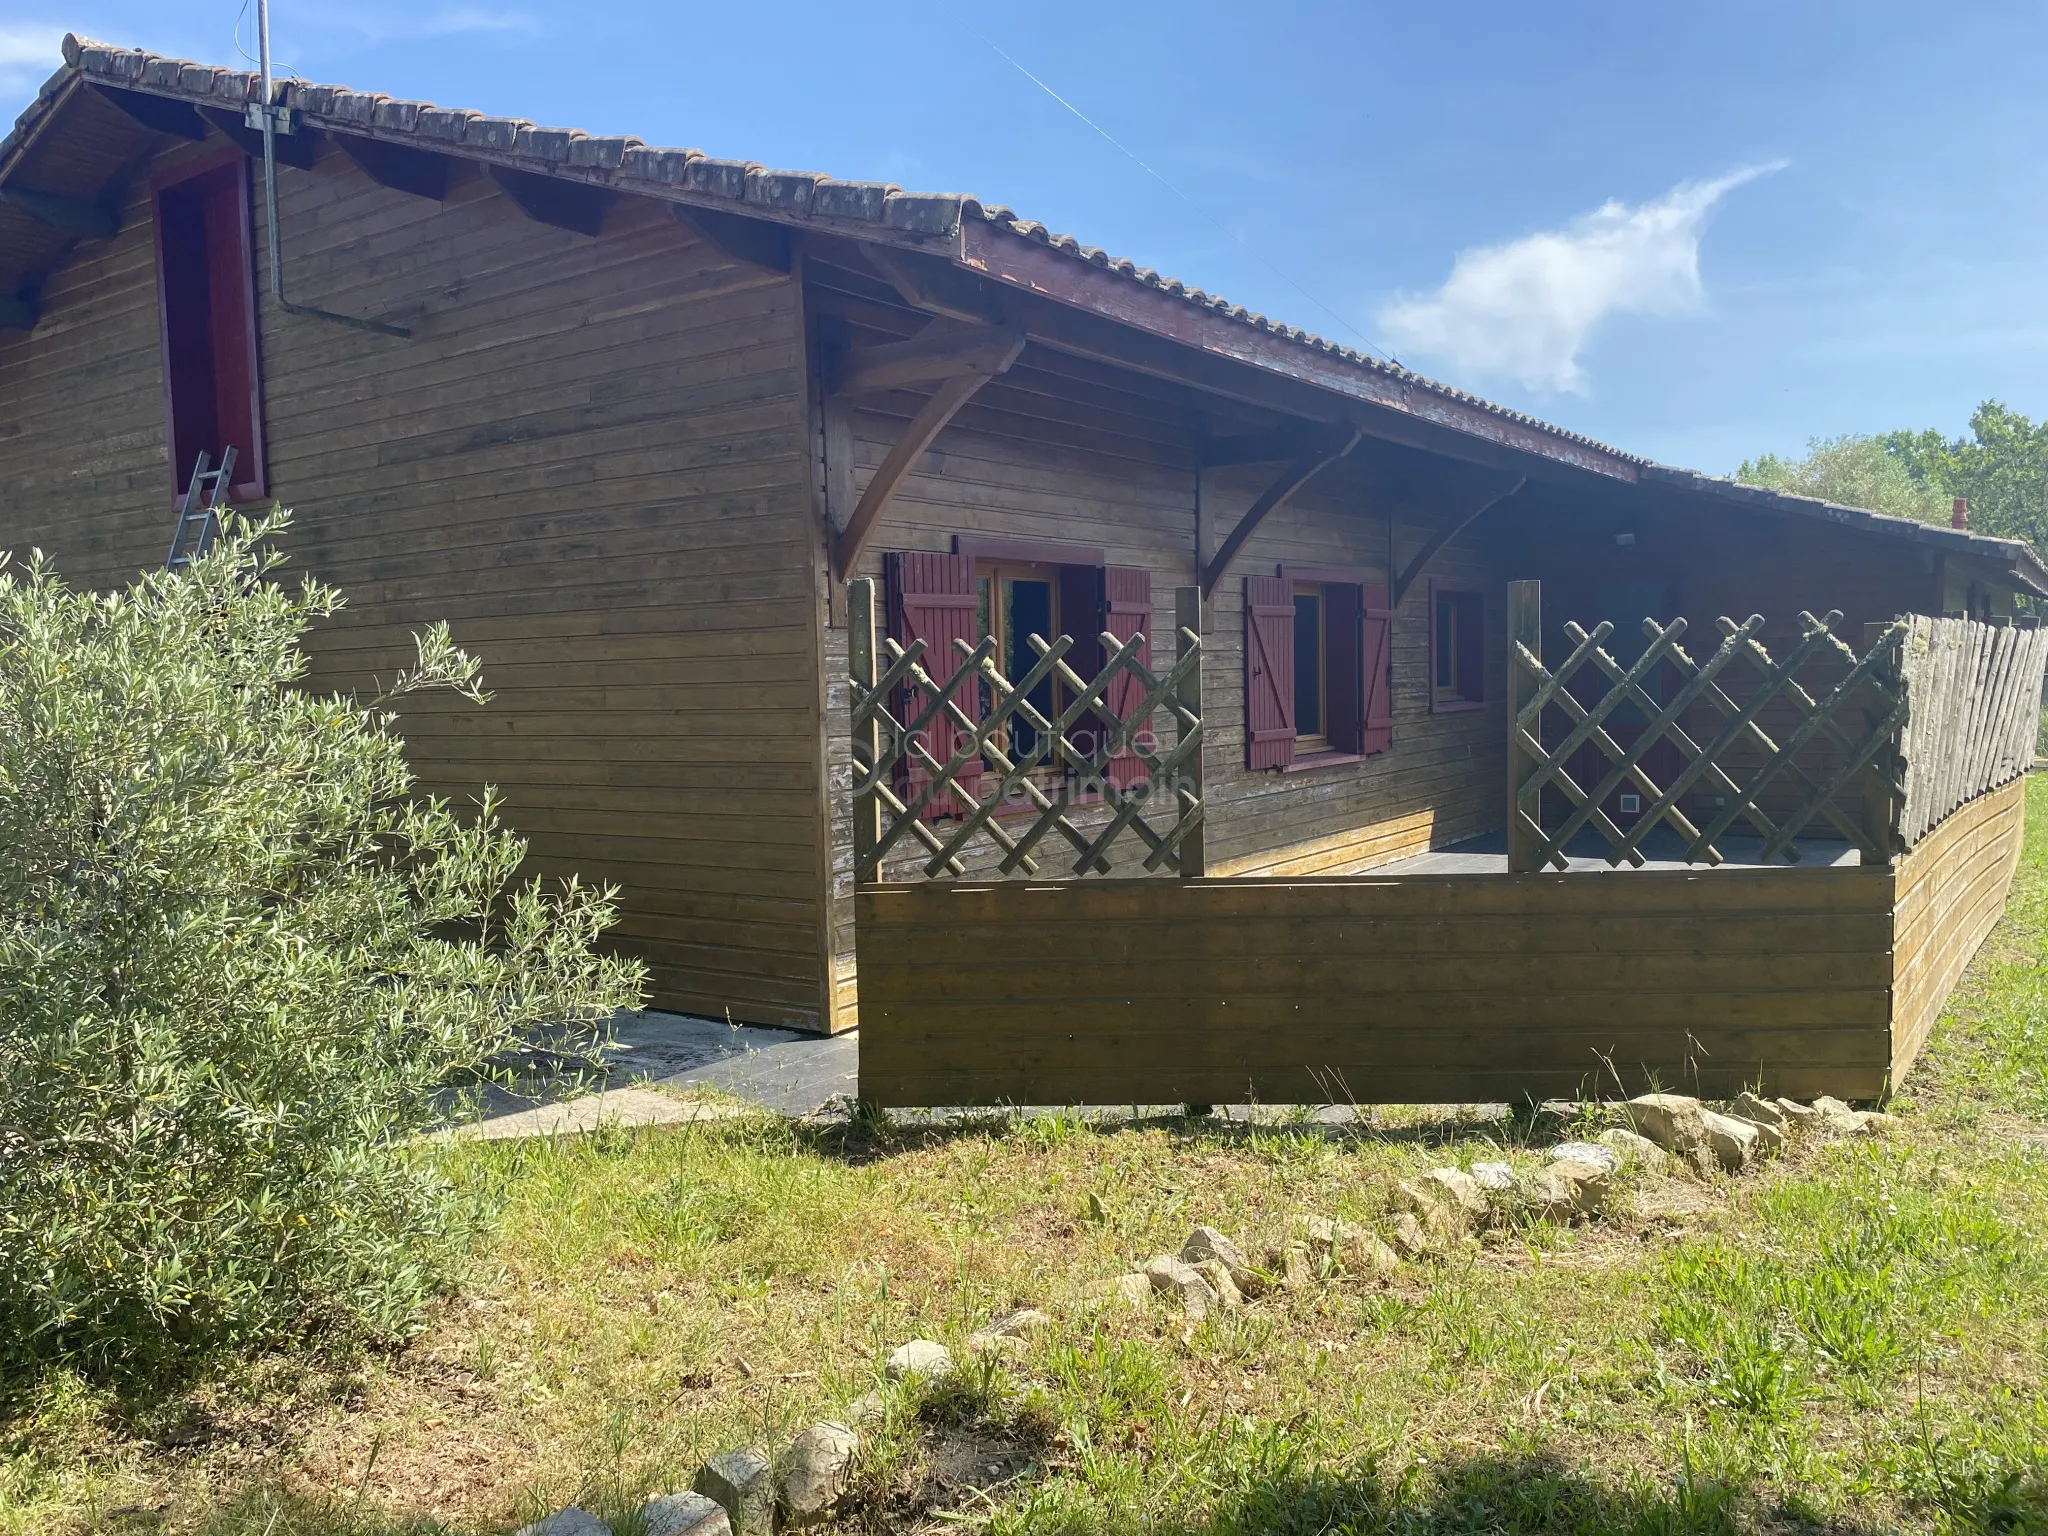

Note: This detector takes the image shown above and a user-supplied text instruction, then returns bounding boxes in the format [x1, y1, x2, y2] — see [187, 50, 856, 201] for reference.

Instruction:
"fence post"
[848, 577, 882, 883]
[1506, 580, 1542, 873]
[1175, 585, 1205, 878]
[1863, 620, 1902, 867]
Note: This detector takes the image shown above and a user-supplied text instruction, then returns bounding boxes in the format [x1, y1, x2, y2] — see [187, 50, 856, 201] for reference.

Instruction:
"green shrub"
[0, 511, 645, 1386]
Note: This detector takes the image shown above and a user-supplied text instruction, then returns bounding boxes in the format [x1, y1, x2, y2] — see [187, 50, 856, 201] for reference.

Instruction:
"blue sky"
[4, 1, 2044, 473]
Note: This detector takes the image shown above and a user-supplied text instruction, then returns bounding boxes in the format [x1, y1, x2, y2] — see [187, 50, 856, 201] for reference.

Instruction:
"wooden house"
[3, 36, 2042, 1043]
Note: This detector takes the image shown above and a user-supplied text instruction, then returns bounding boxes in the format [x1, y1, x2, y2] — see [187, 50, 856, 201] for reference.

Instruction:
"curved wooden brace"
[1390, 474, 1525, 608]
[1199, 427, 1361, 598]
[831, 333, 1027, 578]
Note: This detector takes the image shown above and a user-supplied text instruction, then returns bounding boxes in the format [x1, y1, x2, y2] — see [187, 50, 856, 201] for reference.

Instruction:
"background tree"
[0, 512, 645, 1387]
[1737, 434, 1948, 524]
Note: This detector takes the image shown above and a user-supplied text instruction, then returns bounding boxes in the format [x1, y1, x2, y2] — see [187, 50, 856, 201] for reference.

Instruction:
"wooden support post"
[1506, 579, 1542, 873]
[1175, 584, 1205, 878]
[849, 577, 882, 883]
[1863, 620, 1901, 866]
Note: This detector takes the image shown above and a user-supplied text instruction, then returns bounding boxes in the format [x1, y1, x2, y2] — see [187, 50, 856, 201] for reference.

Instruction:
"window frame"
[1267, 563, 1388, 770]
[1291, 581, 1330, 754]
[150, 146, 267, 504]
[1428, 579, 1487, 714]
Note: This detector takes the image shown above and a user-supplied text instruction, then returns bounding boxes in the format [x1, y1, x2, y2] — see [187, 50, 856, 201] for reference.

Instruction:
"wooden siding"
[1890, 775, 2027, 1085]
[0, 139, 832, 1028]
[816, 275, 1520, 1018]
[857, 866, 1897, 1106]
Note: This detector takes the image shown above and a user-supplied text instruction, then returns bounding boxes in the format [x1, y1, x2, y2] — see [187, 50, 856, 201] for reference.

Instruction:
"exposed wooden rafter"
[488, 165, 607, 235]
[334, 134, 450, 200]
[673, 204, 791, 272]
[829, 328, 1028, 579]
[0, 185, 118, 239]
[90, 84, 205, 140]
[1390, 474, 1526, 608]
[1200, 426, 1362, 598]
[863, 243, 1009, 326]
[830, 323, 1027, 395]
[196, 105, 320, 170]
[0, 290, 39, 331]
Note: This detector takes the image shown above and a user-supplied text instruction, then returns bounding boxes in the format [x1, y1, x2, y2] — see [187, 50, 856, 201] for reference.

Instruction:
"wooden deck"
[854, 777, 2029, 1108]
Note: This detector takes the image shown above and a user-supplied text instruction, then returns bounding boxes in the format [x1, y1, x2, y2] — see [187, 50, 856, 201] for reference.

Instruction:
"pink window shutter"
[885, 551, 983, 818]
[1102, 565, 1153, 791]
[1243, 575, 1296, 770]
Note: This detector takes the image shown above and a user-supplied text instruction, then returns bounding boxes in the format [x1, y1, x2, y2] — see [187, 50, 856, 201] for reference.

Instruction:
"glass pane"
[1435, 597, 1454, 689]
[1006, 578, 1056, 760]
[1293, 592, 1322, 737]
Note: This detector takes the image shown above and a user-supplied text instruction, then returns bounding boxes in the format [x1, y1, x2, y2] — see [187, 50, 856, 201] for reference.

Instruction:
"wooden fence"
[848, 577, 1205, 882]
[1897, 615, 2048, 845]
[1506, 583, 1908, 871]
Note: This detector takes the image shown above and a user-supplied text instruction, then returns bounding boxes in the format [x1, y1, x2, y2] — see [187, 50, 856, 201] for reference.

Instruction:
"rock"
[1546, 1141, 1620, 1175]
[1143, 1255, 1218, 1321]
[778, 1421, 858, 1524]
[1774, 1097, 1824, 1131]
[1859, 1111, 1904, 1136]
[515, 1510, 608, 1536]
[1394, 1173, 1479, 1234]
[1265, 1240, 1315, 1290]
[1730, 1091, 1787, 1129]
[968, 1307, 1048, 1354]
[1182, 1226, 1265, 1296]
[846, 1391, 887, 1429]
[1732, 1116, 1785, 1156]
[1191, 1258, 1242, 1311]
[694, 1451, 774, 1536]
[1469, 1161, 1516, 1191]
[1596, 1128, 1670, 1174]
[1700, 1110, 1760, 1171]
[965, 1332, 1025, 1361]
[1090, 1272, 1153, 1311]
[1626, 1094, 1711, 1156]
[884, 1340, 952, 1381]
[1382, 1211, 1433, 1259]
[642, 1491, 733, 1536]
[1549, 1158, 1613, 1214]
[1423, 1168, 1489, 1220]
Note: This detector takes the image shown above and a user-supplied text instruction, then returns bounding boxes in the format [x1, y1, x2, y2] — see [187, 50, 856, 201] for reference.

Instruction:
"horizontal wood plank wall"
[1204, 467, 1508, 876]
[1889, 776, 2027, 1085]
[857, 867, 1896, 1106]
[0, 138, 830, 1028]
[0, 174, 172, 577]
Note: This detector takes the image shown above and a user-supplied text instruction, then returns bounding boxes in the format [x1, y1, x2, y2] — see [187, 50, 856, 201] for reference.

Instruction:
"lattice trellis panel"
[848, 578, 1205, 882]
[1508, 588, 1908, 871]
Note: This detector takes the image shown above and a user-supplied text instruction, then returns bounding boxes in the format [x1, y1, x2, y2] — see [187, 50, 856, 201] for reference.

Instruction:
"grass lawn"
[9, 787, 2048, 1535]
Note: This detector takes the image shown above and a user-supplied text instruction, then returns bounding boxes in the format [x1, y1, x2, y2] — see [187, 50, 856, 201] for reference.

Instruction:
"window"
[1430, 583, 1485, 711]
[1245, 569, 1393, 770]
[152, 153, 265, 502]
[1292, 584, 1328, 752]
[977, 561, 1061, 761]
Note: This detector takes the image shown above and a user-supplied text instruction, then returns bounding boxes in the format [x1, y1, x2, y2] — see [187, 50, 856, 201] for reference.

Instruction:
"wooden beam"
[673, 204, 791, 272]
[1389, 474, 1526, 608]
[487, 166, 608, 235]
[0, 291, 39, 331]
[334, 133, 450, 200]
[196, 105, 320, 170]
[832, 363, 1020, 579]
[863, 242, 1010, 325]
[1199, 428, 1361, 598]
[0, 185, 118, 239]
[831, 324, 1026, 395]
[91, 85, 206, 140]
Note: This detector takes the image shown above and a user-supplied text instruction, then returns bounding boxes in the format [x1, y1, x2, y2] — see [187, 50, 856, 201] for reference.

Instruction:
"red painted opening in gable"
[152, 154, 266, 502]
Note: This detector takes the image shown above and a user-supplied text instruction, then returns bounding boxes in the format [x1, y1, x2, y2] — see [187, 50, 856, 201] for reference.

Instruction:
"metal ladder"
[165, 446, 237, 572]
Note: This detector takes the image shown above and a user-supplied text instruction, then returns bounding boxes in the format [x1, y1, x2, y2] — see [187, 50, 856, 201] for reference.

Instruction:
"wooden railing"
[1506, 583, 1909, 871]
[1897, 615, 2048, 845]
[848, 578, 1205, 882]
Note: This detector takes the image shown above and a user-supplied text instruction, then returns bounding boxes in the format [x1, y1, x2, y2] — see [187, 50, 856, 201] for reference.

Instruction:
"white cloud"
[0, 23, 67, 98]
[1377, 163, 1786, 394]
